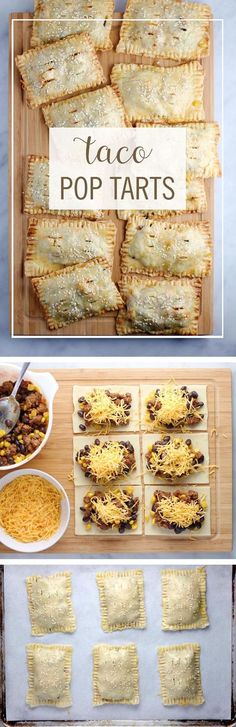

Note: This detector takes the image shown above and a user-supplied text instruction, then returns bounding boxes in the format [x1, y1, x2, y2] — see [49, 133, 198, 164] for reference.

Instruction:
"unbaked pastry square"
[158, 642, 204, 705]
[93, 643, 139, 704]
[26, 643, 73, 708]
[26, 571, 76, 635]
[161, 567, 209, 630]
[72, 383, 140, 433]
[73, 433, 141, 486]
[96, 570, 146, 631]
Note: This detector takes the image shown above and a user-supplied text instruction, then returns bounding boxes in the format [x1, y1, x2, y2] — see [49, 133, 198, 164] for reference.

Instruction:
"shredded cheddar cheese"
[79, 441, 135, 483]
[147, 438, 203, 479]
[83, 388, 130, 428]
[89, 490, 134, 527]
[146, 383, 202, 428]
[156, 495, 205, 528]
[0, 475, 62, 542]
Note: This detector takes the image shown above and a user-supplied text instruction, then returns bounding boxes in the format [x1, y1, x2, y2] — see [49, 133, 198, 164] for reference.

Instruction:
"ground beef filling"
[151, 489, 206, 534]
[0, 380, 49, 466]
[80, 488, 139, 533]
[146, 385, 204, 428]
[76, 439, 136, 484]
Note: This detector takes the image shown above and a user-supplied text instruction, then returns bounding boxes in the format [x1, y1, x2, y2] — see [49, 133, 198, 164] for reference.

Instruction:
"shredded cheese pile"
[156, 495, 204, 528]
[148, 438, 202, 478]
[81, 441, 133, 483]
[146, 384, 202, 428]
[84, 389, 130, 427]
[0, 475, 62, 542]
[89, 490, 133, 526]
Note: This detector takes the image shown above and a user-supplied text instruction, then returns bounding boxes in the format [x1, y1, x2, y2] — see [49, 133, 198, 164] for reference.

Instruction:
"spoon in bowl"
[0, 362, 30, 438]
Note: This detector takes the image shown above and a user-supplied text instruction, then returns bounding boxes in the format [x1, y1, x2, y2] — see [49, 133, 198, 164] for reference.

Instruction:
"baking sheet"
[4, 564, 232, 721]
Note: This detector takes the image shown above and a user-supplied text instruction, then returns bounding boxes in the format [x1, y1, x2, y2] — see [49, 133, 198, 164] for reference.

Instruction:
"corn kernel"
[145, 514, 150, 522]
[29, 409, 37, 419]
[151, 496, 156, 504]
[126, 486, 134, 495]
[131, 522, 138, 530]
[152, 518, 156, 525]
[85, 523, 91, 530]
[0, 429, 6, 437]
[0, 450, 5, 456]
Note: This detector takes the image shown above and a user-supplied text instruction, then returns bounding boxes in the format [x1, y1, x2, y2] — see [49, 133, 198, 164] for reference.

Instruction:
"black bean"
[198, 401, 204, 408]
[94, 438, 100, 445]
[78, 411, 84, 418]
[78, 396, 85, 402]
[189, 391, 198, 399]
[162, 436, 171, 443]
[79, 424, 86, 431]
[181, 385, 187, 391]
[174, 525, 185, 534]
[197, 454, 204, 464]
[155, 389, 160, 396]
[5, 419, 13, 428]
[185, 439, 192, 446]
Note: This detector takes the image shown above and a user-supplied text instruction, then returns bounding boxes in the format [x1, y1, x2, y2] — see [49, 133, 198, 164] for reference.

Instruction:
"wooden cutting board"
[9, 13, 214, 336]
[0, 368, 231, 553]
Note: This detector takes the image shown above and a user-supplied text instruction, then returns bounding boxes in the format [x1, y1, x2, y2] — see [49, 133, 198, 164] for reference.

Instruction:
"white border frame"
[10, 17, 224, 339]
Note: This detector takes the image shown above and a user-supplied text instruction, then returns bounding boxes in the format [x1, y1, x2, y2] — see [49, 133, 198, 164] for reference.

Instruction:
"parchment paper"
[4, 564, 232, 721]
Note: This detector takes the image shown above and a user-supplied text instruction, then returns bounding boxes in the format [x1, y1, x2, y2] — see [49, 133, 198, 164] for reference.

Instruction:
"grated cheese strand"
[146, 383, 202, 428]
[157, 495, 203, 528]
[84, 388, 130, 427]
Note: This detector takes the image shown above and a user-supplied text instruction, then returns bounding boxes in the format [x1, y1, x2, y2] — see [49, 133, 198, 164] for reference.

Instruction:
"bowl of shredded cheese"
[0, 469, 70, 552]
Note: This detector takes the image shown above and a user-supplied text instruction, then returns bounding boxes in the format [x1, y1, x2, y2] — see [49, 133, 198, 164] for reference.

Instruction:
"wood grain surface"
[0, 368, 232, 553]
[9, 14, 214, 336]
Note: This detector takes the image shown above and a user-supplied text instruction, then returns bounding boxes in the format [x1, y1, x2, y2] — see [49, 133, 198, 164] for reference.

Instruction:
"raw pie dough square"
[144, 485, 211, 537]
[161, 567, 209, 630]
[142, 432, 209, 484]
[158, 643, 204, 705]
[32, 259, 123, 331]
[26, 571, 76, 635]
[111, 62, 205, 124]
[121, 217, 212, 277]
[24, 156, 105, 219]
[74, 485, 143, 535]
[93, 643, 139, 704]
[96, 570, 146, 631]
[43, 86, 126, 128]
[16, 33, 105, 108]
[25, 218, 115, 276]
[117, 276, 201, 336]
[140, 383, 208, 431]
[117, 0, 211, 61]
[26, 643, 73, 708]
[73, 433, 141, 486]
[31, 0, 114, 50]
[72, 384, 140, 433]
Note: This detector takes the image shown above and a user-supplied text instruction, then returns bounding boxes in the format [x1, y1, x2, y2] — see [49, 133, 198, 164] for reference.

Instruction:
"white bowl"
[0, 363, 58, 471]
[0, 468, 70, 552]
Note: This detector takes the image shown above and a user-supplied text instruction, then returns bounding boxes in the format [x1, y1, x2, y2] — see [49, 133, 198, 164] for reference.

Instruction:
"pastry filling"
[80, 487, 139, 532]
[150, 489, 206, 533]
[77, 389, 132, 431]
[0, 379, 48, 466]
[146, 436, 204, 479]
[146, 384, 204, 428]
[76, 439, 136, 483]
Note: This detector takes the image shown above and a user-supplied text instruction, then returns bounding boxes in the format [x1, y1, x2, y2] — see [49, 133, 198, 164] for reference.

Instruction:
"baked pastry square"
[121, 217, 212, 277]
[16, 33, 105, 108]
[93, 643, 139, 704]
[117, 0, 211, 61]
[139, 122, 221, 179]
[96, 570, 146, 631]
[111, 62, 205, 124]
[43, 86, 126, 128]
[158, 643, 204, 705]
[32, 258, 123, 330]
[161, 567, 209, 630]
[117, 275, 201, 336]
[31, 0, 114, 50]
[25, 218, 115, 276]
[26, 643, 73, 708]
[118, 179, 207, 220]
[26, 571, 76, 635]
[24, 156, 105, 219]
